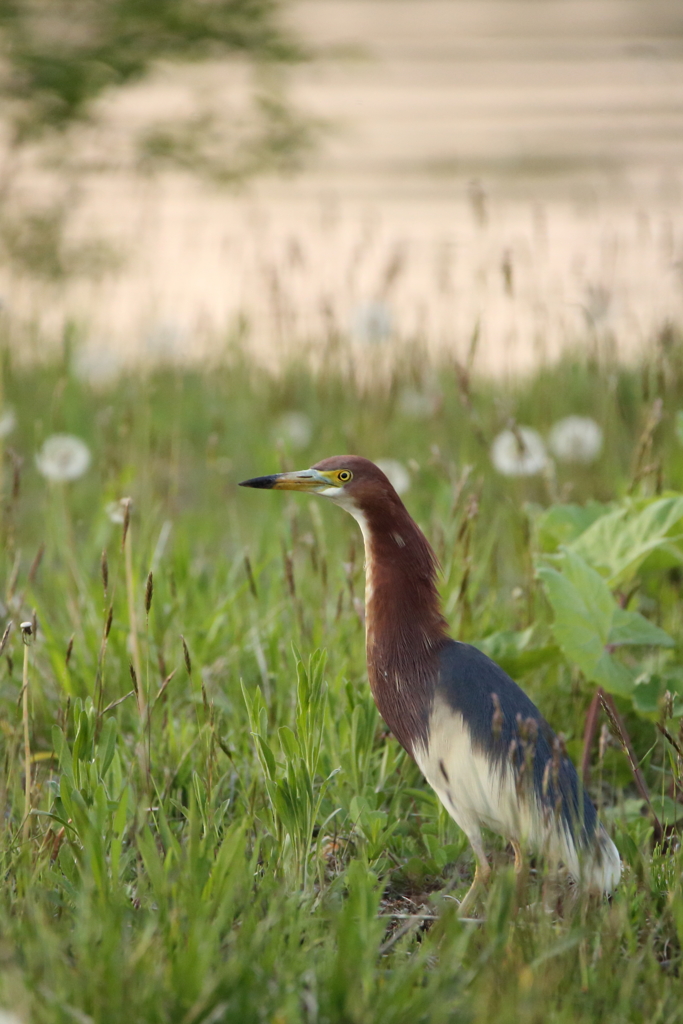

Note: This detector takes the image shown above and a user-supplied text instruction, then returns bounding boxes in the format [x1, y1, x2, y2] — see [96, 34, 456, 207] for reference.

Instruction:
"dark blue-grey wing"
[436, 640, 597, 845]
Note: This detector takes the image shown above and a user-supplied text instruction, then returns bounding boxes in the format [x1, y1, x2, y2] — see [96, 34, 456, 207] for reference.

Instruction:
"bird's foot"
[457, 862, 490, 918]
[511, 839, 523, 875]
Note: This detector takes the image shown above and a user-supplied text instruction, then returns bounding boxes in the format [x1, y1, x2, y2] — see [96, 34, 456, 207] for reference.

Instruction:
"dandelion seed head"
[0, 1010, 23, 1024]
[398, 388, 438, 419]
[106, 499, 128, 524]
[145, 320, 186, 360]
[376, 458, 411, 495]
[549, 416, 603, 464]
[0, 408, 16, 438]
[490, 427, 547, 477]
[273, 412, 312, 450]
[35, 435, 91, 482]
[583, 284, 612, 328]
[350, 301, 393, 344]
[73, 346, 123, 389]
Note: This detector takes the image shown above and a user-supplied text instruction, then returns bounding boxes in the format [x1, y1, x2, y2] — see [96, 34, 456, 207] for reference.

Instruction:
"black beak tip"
[239, 475, 277, 489]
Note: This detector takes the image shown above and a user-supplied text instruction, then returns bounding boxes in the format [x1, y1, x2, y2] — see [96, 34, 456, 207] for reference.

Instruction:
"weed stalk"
[122, 499, 144, 715]
[21, 619, 33, 844]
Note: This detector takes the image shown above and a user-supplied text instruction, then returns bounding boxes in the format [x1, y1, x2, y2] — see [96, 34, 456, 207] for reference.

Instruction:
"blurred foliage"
[0, 200, 121, 280]
[0, 0, 313, 280]
[138, 92, 317, 183]
[0, 0, 305, 139]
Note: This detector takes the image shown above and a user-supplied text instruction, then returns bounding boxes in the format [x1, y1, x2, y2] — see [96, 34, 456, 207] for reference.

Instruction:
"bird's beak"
[239, 468, 332, 492]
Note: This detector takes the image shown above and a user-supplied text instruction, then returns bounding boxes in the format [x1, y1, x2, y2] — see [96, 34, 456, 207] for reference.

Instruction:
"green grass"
[1, 340, 683, 1022]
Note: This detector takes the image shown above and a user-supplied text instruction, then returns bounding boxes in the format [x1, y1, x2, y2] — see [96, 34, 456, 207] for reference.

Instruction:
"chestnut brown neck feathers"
[361, 496, 449, 753]
[312, 457, 449, 755]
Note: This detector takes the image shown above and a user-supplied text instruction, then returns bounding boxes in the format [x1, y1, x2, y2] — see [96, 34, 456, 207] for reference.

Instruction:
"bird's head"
[239, 455, 401, 520]
[241, 454, 446, 651]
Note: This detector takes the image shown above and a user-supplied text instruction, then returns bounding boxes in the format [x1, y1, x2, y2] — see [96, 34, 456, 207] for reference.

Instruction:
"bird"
[240, 455, 621, 912]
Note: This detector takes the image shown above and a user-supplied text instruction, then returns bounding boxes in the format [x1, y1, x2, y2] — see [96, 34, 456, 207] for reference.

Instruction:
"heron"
[240, 455, 621, 912]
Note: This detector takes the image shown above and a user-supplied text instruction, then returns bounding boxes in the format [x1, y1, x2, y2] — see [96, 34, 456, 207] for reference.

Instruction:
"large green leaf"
[609, 608, 675, 649]
[631, 672, 683, 716]
[568, 496, 683, 585]
[532, 501, 612, 552]
[537, 549, 674, 696]
[474, 627, 560, 678]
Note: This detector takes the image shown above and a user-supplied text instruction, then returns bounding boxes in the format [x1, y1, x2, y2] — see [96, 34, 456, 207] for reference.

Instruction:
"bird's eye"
[338, 470, 352, 482]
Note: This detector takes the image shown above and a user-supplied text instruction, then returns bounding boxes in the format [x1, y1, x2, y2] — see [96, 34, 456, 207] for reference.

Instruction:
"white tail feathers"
[415, 705, 622, 896]
[583, 824, 622, 894]
[557, 821, 622, 894]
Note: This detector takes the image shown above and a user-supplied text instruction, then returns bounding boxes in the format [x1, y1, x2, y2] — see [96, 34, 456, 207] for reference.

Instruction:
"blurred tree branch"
[0, 0, 307, 139]
[138, 91, 319, 183]
[0, 0, 314, 280]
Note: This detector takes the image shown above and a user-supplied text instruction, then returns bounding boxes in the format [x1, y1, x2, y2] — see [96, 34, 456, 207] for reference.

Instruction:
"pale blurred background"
[3, 0, 683, 376]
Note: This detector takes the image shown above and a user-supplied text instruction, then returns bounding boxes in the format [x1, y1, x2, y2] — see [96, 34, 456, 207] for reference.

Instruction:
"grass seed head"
[9, 448, 22, 500]
[65, 634, 74, 667]
[7, 555, 20, 600]
[145, 570, 154, 614]
[27, 544, 45, 586]
[0, 621, 12, 657]
[282, 548, 296, 598]
[243, 552, 258, 598]
[181, 635, 192, 676]
[101, 549, 109, 593]
[491, 692, 503, 739]
[121, 498, 132, 549]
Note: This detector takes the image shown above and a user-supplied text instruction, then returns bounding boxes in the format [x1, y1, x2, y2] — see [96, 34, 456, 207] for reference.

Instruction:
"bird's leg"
[511, 839, 523, 874]
[511, 837, 531, 907]
[458, 838, 490, 917]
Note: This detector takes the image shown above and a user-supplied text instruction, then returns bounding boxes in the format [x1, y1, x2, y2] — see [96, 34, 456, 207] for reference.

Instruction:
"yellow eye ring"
[338, 470, 352, 482]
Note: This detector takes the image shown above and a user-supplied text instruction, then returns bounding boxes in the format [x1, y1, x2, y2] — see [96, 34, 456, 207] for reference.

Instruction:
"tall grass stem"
[123, 507, 144, 716]
[21, 621, 32, 844]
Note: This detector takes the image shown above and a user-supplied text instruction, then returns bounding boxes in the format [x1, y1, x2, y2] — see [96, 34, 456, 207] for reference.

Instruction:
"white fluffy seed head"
[35, 435, 91, 482]
[0, 1009, 23, 1024]
[490, 427, 547, 477]
[73, 346, 123, 389]
[273, 412, 312, 450]
[375, 458, 411, 495]
[350, 300, 393, 344]
[398, 387, 439, 419]
[106, 499, 128, 524]
[0, 408, 16, 438]
[549, 416, 603, 464]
